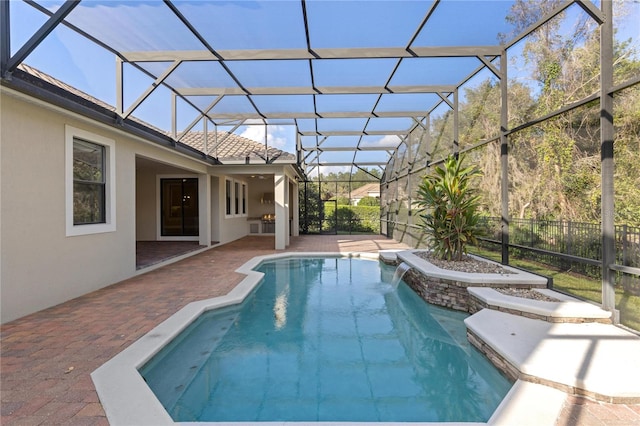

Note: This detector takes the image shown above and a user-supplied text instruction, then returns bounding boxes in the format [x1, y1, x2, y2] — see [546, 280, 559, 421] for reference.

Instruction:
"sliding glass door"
[161, 178, 199, 236]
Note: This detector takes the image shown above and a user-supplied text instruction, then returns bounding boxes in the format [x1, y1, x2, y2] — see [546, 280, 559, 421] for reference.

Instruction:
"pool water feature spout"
[391, 262, 411, 288]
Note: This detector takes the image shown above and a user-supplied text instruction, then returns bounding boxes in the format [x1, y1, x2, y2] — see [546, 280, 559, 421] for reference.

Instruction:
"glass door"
[161, 178, 199, 236]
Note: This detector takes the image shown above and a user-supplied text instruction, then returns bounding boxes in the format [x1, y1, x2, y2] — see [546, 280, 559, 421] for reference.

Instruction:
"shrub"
[358, 196, 380, 206]
[325, 204, 380, 233]
[415, 154, 483, 261]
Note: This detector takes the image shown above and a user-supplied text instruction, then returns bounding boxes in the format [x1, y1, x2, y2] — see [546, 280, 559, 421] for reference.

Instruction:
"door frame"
[156, 174, 200, 241]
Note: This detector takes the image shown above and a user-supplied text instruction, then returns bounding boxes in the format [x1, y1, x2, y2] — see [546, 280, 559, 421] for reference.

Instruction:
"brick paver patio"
[2, 235, 639, 425]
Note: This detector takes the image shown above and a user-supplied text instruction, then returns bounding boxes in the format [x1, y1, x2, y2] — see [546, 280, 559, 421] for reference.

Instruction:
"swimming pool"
[140, 257, 513, 423]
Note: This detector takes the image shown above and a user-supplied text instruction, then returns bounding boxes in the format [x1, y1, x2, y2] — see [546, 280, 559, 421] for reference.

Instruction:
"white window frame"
[234, 181, 240, 215]
[224, 177, 248, 219]
[65, 125, 116, 236]
[241, 182, 248, 215]
[224, 178, 233, 218]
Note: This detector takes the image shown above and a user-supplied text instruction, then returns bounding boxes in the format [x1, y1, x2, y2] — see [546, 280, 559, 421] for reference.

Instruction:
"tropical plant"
[416, 154, 483, 261]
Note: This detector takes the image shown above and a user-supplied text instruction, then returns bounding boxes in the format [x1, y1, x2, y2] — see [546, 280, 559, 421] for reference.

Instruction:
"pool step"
[488, 380, 567, 426]
[465, 309, 640, 403]
[468, 287, 612, 324]
[378, 249, 402, 265]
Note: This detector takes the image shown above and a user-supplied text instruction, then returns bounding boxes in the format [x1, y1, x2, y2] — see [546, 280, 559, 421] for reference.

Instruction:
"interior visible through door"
[161, 178, 199, 236]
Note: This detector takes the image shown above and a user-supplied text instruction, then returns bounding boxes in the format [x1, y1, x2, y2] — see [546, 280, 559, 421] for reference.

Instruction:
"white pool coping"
[466, 309, 640, 401]
[468, 287, 612, 320]
[91, 251, 567, 426]
[396, 250, 547, 285]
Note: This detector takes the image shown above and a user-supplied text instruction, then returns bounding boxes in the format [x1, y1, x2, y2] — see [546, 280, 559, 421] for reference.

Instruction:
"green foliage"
[357, 196, 379, 206]
[384, 2, 640, 228]
[299, 182, 321, 234]
[324, 204, 380, 234]
[469, 244, 640, 332]
[312, 168, 382, 200]
[336, 196, 351, 205]
[415, 154, 483, 261]
[614, 85, 640, 225]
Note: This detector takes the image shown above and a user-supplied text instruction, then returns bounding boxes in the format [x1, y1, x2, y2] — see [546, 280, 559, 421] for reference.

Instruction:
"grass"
[467, 246, 640, 332]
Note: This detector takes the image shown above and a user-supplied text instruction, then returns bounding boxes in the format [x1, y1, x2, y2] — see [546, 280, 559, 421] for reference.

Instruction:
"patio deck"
[1, 235, 639, 425]
[136, 240, 207, 270]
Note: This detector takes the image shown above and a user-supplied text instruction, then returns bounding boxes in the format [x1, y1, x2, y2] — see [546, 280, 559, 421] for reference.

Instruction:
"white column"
[274, 171, 287, 250]
[291, 180, 299, 237]
[198, 173, 211, 247]
[285, 176, 290, 247]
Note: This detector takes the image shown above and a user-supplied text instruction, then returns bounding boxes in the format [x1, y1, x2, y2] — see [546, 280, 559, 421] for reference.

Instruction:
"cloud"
[239, 125, 267, 143]
[359, 134, 402, 149]
[377, 134, 402, 146]
[239, 124, 294, 151]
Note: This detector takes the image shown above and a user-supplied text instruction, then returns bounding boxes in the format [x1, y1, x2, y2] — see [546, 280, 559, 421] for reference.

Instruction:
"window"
[66, 125, 116, 236]
[242, 183, 247, 215]
[225, 179, 232, 216]
[73, 139, 105, 224]
[234, 181, 240, 215]
[224, 178, 248, 218]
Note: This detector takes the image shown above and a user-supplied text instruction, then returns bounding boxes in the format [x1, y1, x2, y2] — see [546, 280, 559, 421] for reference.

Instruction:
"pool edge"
[91, 251, 566, 426]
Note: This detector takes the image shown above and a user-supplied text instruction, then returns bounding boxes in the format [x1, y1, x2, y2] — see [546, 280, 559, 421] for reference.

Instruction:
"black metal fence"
[480, 218, 638, 264]
[478, 217, 640, 292]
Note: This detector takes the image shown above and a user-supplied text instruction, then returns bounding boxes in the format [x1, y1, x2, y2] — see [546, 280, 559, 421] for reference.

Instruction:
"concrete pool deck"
[2, 235, 640, 425]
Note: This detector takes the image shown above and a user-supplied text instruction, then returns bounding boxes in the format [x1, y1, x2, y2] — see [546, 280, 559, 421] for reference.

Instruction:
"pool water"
[140, 257, 513, 422]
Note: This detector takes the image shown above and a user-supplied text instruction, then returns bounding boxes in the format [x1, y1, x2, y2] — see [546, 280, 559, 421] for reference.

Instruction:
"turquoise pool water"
[140, 257, 513, 422]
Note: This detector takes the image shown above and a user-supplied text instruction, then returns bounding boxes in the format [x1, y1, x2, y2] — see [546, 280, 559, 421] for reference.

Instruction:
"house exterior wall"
[135, 164, 157, 241]
[0, 89, 300, 324]
[1, 92, 137, 323]
[214, 175, 250, 243]
[210, 175, 220, 243]
[248, 178, 276, 218]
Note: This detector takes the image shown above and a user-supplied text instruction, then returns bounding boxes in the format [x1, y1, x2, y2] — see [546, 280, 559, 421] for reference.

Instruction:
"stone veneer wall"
[400, 267, 532, 387]
[393, 260, 618, 401]
[402, 268, 547, 313]
[468, 328, 629, 403]
[466, 330, 520, 382]
[469, 296, 612, 324]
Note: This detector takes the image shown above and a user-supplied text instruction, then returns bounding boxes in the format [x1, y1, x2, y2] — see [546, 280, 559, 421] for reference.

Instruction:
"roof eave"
[1, 69, 223, 166]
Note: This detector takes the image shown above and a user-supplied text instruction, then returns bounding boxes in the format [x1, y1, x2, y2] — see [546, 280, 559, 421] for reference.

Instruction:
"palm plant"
[415, 154, 483, 261]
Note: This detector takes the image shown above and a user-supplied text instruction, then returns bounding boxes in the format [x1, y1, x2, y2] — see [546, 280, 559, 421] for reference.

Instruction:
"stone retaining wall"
[469, 295, 612, 324]
[402, 268, 546, 313]
[466, 329, 520, 382]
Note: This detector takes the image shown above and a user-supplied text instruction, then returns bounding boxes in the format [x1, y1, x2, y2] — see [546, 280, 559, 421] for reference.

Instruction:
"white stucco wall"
[215, 175, 251, 243]
[1, 92, 137, 323]
[248, 178, 277, 218]
[0, 89, 301, 324]
[0, 91, 208, 323]
[135, 162, 157, 241]
[210, 175, 220, 243]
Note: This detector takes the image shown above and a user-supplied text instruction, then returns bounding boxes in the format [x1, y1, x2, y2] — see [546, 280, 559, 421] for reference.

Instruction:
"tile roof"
[350, 183, 381, 199]
[19, 64, 117, 113]
[15, 64, 295, 163]
[178, 131, 296, 163]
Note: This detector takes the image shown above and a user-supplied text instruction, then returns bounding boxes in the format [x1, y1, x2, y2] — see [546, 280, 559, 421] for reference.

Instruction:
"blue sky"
[8, 0, 640, 165]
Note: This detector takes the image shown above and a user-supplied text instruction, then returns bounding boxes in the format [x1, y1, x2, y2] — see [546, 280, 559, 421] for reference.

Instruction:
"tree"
[498, 0, 640, 224]
[299, 182, 321, 234]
